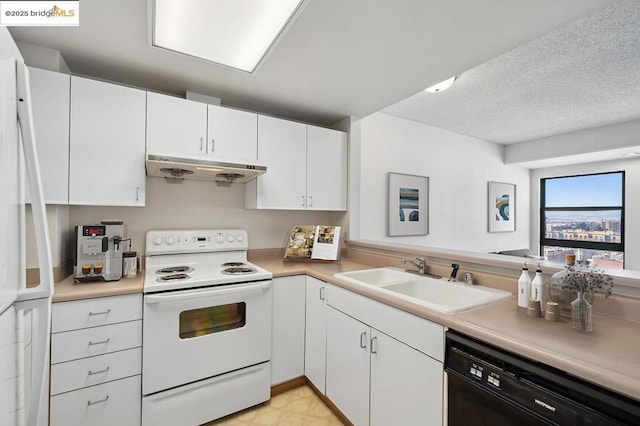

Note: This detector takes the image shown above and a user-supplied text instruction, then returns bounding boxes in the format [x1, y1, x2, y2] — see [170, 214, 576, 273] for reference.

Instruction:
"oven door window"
[179, 302, 246, 339]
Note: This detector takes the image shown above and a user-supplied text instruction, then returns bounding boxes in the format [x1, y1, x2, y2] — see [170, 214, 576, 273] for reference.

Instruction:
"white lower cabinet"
[326, 285, 444, 426]
[369, 329, 443, 426]
[50, 375, 141, 426]
[49, 294, 142, 426]
[271, 276, 306, 385]
[304, 276, 327, 393]
[326, 307, 370, 425]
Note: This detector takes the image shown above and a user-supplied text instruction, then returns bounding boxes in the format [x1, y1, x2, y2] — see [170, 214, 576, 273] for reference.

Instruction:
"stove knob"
[152, 237, 163, 246]
[216, 233, 224, 243]
[227, 234, 235, 243]
[166, 236, 175, 245]
[236, 234, 244, 243]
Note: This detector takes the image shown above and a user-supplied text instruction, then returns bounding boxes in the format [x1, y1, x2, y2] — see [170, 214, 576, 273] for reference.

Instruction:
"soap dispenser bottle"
[517, 263, 532, 308]
[531, 264, 546, 312]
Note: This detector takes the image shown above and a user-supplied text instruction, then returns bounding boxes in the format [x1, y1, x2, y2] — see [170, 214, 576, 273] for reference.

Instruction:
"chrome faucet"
[448, 263, 460, 282]
[402, 257, 427, 274]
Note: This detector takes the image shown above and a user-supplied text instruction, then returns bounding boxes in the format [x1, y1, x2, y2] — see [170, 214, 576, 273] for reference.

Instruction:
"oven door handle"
[145, 281, 271, 304]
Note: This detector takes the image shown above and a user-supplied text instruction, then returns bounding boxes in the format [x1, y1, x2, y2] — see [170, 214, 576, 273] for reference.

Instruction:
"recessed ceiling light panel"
[153, 0, 305, 73]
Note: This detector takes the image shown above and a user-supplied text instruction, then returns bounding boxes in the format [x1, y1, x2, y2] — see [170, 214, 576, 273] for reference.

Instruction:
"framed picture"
[388, 172, 429, 236]
[488, 181, 516, 232]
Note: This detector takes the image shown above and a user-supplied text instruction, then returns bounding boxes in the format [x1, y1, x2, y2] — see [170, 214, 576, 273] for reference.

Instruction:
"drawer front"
[50, 375, 141, 426]
[327, 284, 444, 361]
[51, 347, 142, 395]
[52, 294, 142, 333]
[51, 320, 142, 364]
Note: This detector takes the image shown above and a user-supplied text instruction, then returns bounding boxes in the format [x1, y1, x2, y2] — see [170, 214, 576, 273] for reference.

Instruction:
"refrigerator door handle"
[14, 59, 54, 426]
[15, 59, 53, 301]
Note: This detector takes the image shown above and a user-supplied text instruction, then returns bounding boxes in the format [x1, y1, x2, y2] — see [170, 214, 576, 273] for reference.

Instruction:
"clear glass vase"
[549, 255, 575, 319]
[571, 292, 592, 333]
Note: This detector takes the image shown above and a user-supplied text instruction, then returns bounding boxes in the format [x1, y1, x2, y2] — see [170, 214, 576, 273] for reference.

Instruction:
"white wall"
[69, 177, 346, 255]
[354, 113, 531, 253]
[530, 158, 640, 270]
[25, 205, 71, 268]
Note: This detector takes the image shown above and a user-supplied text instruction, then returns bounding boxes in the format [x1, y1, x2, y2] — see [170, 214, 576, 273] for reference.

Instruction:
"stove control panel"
[146, 229, 249, 255]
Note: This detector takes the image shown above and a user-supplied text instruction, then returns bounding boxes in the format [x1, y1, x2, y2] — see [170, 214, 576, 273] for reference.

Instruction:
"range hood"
[146, 154, 266, 184]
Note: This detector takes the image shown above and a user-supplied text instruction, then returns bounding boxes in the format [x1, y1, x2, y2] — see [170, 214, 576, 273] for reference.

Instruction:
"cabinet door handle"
[211, 138, 215, 152]
[360, 331, 367, 349]
[319, 286, 325, 300]
[88, 309, 110, 317]
[136, 187, 140, 202]
[200, 137, 204, 152]
[371, 336, 378, 354]
[87, 396, 109, 406]
[301, 195, 305, 207]
[88, 366, 110, 376]
[88, 338, 111, 346]
[308, 196, 313, 207]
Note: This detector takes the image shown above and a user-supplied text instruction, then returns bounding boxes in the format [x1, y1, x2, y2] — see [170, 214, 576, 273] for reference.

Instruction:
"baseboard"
[306, 380, 354, 426]
[270, 376, 308, 397]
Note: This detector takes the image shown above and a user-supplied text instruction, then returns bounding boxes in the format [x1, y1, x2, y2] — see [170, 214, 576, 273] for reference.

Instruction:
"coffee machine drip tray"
[74, 272, 123, 283]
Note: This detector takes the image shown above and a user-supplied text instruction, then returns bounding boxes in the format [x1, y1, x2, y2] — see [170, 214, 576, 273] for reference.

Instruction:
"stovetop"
[143, 229, 272, 293]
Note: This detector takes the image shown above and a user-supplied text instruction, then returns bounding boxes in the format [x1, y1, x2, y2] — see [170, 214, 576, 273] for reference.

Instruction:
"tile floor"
[208, 385, 344, 425]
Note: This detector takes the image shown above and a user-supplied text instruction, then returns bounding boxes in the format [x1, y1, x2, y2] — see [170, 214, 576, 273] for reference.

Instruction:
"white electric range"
[141, 229, 273, 426]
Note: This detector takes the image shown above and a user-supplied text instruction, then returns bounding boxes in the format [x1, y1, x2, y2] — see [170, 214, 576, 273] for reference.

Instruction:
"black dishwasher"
[445, 330, 640, 425]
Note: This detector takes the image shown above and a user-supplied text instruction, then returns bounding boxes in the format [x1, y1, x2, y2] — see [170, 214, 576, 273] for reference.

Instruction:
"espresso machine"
[74, 221, 126, 282]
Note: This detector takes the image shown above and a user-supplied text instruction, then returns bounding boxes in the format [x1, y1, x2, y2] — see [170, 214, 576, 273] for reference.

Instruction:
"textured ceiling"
[8, 0, 609, 127]
[383, 0, 640, 144]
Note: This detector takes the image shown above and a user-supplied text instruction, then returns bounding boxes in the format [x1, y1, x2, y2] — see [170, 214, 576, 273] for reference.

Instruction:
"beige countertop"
[53, 273, 144, 302]
[256, 258, 640, 403]
[52, 256, 640, 402]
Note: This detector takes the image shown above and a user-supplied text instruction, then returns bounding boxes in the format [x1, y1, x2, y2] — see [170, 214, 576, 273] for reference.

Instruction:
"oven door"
[142, 280, 272, 396]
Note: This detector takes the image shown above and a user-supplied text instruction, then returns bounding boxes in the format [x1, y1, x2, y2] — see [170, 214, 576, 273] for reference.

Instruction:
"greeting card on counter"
[284, 225, 342, 261]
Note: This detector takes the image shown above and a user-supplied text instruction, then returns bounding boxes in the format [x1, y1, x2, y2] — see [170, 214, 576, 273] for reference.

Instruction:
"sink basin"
[333, 267, 512, 314]
[332, 267, 416, 287]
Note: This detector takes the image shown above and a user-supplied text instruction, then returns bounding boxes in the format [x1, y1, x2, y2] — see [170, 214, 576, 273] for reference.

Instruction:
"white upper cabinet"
[69, 76, 146, 206]
[206, 104, 257, 161]
[246, 115, 307, 209]
[306, 125, 347, 211]
[146, 92, 207, 158]
[27, 67, 70, 205]
[146, 93, 258, 162]
[246, 116, 348, 211]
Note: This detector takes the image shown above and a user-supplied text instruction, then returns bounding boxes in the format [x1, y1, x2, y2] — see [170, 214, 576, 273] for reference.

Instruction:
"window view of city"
[541, 172, 624, 270]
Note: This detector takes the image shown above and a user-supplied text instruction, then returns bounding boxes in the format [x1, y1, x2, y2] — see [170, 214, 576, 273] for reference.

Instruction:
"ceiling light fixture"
[623, 152, 640, 157]
[152, 0, 306, 73]
[424, 75, 459, 93]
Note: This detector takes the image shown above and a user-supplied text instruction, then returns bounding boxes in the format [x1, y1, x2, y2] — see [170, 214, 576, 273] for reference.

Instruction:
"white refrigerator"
[0, 27, 54, 426]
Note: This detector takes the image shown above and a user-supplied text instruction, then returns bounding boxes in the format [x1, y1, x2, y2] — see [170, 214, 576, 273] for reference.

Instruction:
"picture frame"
[388, 172, 429, 236]
[488, 181, 516, 232]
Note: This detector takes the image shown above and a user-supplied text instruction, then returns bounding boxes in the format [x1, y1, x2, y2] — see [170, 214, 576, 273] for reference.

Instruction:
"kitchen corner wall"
[352, 112, 530, 253]
[68, 177, 346, 256]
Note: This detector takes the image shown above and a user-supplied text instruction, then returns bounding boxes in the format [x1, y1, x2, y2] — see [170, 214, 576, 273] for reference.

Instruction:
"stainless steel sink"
[333, 267, 512, 314]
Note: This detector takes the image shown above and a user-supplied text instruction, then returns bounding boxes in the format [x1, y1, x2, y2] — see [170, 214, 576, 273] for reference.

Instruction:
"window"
[540, 171, 624, 269]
